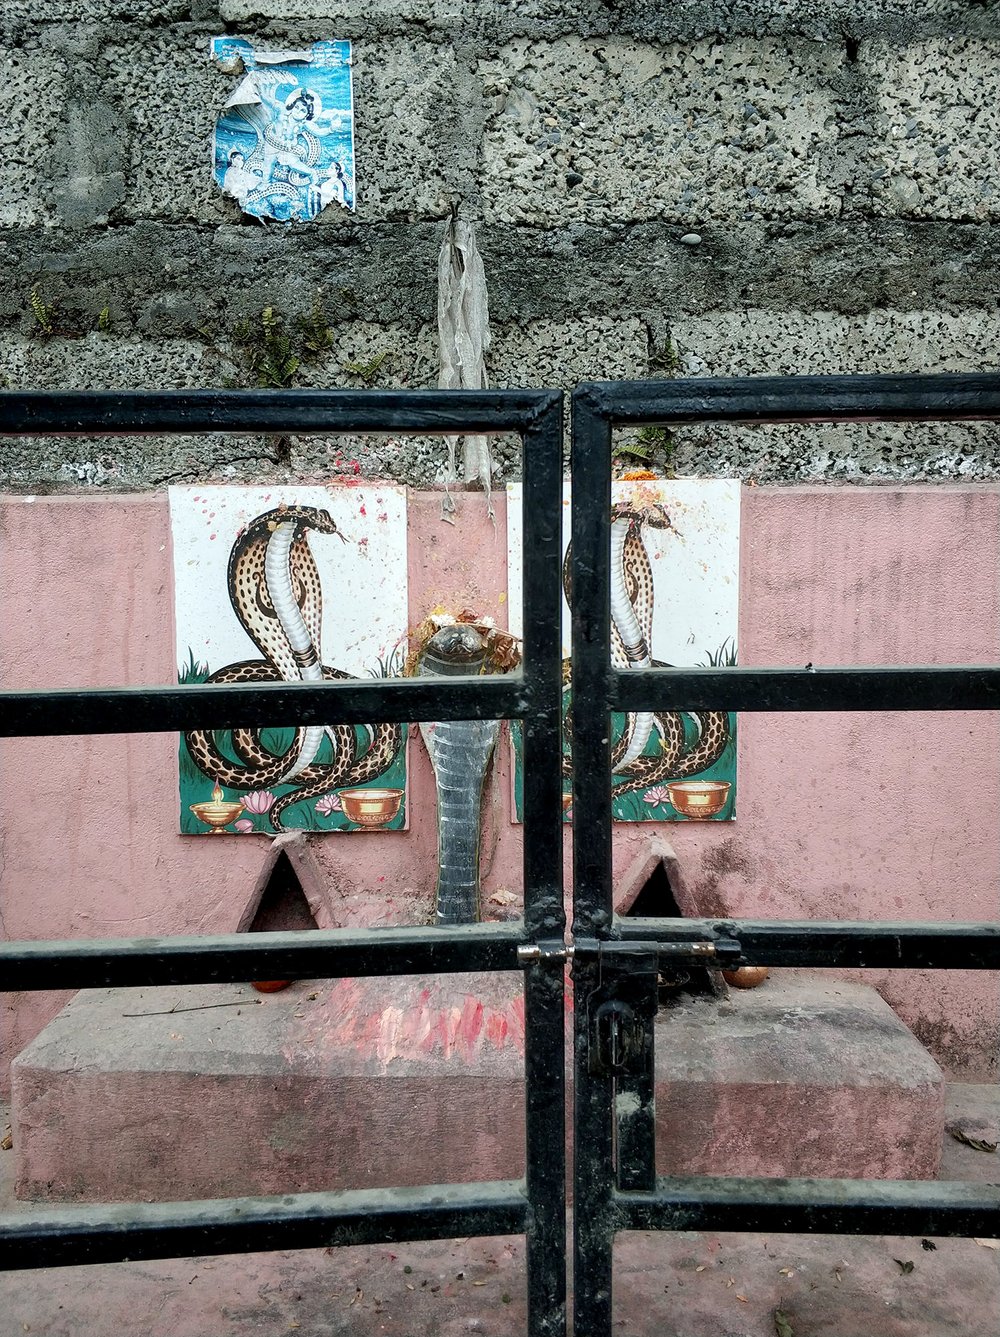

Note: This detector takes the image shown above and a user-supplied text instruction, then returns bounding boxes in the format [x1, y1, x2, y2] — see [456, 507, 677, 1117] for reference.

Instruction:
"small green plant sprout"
[29, 286, 57, 337]
[233, 306, 300, 388]
[178, 648, 211, 684]
[701, 636, 738, 668]
[615, 424, 678, 476]
[298, 296, 334, 359]
[342, 350, 389, 385]
[651, 333, 681, 376]
[96, 306, 112, 333]
[368, 644, 408, 679]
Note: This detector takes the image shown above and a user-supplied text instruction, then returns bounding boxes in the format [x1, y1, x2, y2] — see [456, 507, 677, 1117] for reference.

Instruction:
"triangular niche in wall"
[615, 837, 728, 999]
[237, 831, 340, 934]
[247, 850, 319, 933]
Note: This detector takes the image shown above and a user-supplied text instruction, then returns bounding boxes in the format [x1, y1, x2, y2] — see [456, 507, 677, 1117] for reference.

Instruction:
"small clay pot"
[721, 966, 770, 990]
[251, 980, 293, 993]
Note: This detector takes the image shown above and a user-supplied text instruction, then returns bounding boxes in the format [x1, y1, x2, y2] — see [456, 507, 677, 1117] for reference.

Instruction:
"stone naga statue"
[418, 624, 501, 925]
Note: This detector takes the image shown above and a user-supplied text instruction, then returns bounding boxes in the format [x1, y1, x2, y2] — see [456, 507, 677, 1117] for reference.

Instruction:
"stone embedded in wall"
[478, 37, 845, 228]
[869, 38, 1000, 222]
[666, 307, 1000, 482]
[0, 44, 70, 227]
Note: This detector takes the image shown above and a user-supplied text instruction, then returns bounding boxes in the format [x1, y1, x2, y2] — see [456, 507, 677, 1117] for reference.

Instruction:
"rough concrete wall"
[0, 2, 998, 489]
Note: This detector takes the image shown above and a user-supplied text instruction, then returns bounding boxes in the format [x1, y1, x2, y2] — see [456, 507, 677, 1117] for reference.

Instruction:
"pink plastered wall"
[1, 485, 998, 1088]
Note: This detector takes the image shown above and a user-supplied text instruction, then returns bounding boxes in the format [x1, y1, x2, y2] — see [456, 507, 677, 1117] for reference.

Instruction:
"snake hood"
[227, 505, 342, 673]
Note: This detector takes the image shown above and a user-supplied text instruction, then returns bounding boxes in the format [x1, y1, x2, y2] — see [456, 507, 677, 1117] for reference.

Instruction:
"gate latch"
[586, 943, 660, 1078]
[592, 998, 645, 1076]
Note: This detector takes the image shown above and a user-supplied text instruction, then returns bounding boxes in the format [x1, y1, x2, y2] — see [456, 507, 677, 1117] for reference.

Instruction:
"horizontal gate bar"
[1, 923, 524, 992]
[0, 675, 532, 738]
[0, 387, 561, 436]
[615, 1176, 1000, 1239]
[617, 918, 1000, 969]
[580, 373, 1000, 426]
[612, 665, 1000, 713]
[0, 1180, 527, 1272]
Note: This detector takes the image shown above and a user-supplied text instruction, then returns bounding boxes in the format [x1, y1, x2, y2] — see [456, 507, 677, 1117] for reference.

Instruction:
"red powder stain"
[443, 1007, 465, 1058]
[411, 1003, 435, 1053]
[359, 504, 367, 517]
[460, 996, 484, 1050]
[358, 537, 369, 549]
[420, 1010, 447, 1055]
[378, 512, 388, 523]
[209, 533, 217, 541]
[485, 1011, 509, 1048]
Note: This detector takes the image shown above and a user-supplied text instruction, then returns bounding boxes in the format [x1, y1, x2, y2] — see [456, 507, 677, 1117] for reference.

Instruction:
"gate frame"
[0, 387, 567, 1337]
[4, 376, 1000, 1336]
[569, 373, 1000, 1337]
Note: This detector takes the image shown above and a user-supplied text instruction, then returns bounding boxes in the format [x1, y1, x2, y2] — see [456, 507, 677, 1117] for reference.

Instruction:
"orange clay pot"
[251, 980, 293, 993]
[721, 966, 770, 990]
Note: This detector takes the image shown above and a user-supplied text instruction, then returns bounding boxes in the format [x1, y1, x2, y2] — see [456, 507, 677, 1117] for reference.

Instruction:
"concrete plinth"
[653, 971, 945, 1180]
[11, 975, 528, 1203]
[11, 970, 943, 1202]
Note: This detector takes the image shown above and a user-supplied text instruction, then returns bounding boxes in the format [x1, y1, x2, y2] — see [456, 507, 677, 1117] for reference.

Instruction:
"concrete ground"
[1, 1086, 997, 1337]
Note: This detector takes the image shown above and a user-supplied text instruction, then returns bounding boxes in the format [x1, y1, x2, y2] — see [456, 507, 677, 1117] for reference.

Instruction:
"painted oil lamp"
[190, 781, 245, 834]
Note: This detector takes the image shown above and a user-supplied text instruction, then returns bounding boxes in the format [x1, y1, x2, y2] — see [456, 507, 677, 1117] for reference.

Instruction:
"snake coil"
[185, 505, 402, 830]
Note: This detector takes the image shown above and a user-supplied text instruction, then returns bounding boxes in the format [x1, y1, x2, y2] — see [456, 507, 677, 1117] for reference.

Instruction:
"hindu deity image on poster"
[210, 37, 355, 222]
[170, 486, 408, 835]
[506, 479, 740, 822]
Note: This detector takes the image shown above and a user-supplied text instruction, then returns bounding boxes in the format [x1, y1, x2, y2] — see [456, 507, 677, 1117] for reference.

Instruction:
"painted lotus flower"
[233, 819, 255, 833]
[315, 793, 343, 816]
[242, 789, 276, 815]
[643, 786, 671, 805]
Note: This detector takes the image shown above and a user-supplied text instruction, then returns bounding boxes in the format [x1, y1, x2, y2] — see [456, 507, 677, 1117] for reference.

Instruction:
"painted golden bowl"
[338, 787, 404, 827]
[666, 779, 731, 820]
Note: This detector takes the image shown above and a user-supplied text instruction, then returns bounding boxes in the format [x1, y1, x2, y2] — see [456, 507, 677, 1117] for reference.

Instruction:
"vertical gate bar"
[615, 1063, 656, 1192]
[571, 391, 616, 1337]
[520, 396, 568, 1337]
[569, 393, 614, 942]
[611, 950, 658, 1195]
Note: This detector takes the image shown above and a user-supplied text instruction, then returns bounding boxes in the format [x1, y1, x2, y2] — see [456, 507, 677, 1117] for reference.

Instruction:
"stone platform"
[11, 970, 943, 1202]
[652, 971, 944, 1179]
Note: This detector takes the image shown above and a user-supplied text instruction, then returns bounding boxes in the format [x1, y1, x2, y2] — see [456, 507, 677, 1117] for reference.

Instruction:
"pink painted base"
[13, 968, 941, 1201]
[652, 971, 943, 1180]
[12, 976, 528, 1202]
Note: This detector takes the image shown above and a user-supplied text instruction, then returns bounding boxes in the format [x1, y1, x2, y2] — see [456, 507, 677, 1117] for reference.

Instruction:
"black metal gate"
[569, 373, 1000, 1336]
[0, 387, 567, 1335]
[3, 375, 1000, 1337]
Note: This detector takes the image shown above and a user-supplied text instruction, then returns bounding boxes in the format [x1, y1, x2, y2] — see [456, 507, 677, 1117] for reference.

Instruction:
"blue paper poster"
[211, 37, 356, 222]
